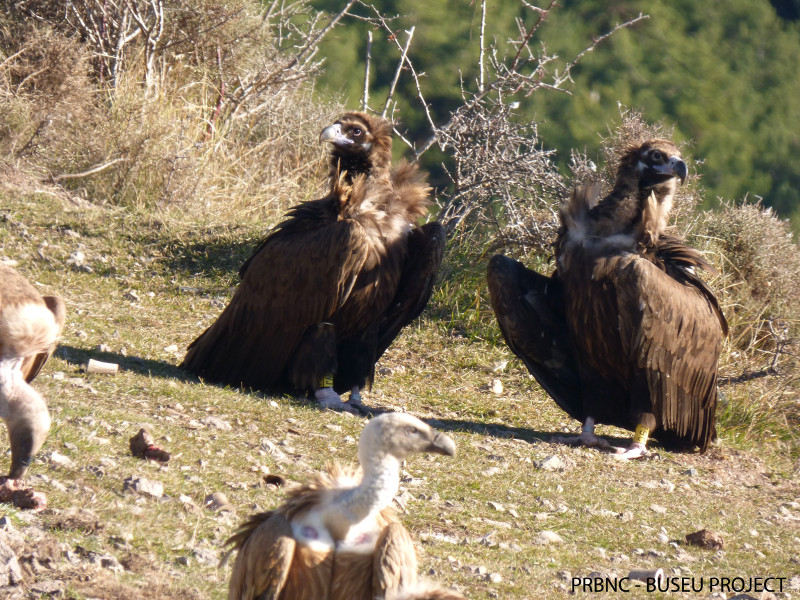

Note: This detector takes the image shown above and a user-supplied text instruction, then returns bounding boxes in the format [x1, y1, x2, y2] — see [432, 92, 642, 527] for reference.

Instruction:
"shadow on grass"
[55, 344, 194, 383]
[154, 237, 257, 280]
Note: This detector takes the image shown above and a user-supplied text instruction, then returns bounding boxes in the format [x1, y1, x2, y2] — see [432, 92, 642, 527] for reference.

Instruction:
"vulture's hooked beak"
[319, 123, 353, 147]
[426, 431, 456, 457]
[651, 156, 688, 185]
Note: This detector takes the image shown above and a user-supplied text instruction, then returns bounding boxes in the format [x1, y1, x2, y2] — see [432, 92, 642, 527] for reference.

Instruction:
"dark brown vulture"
[226, 412, 456, 600]
[0, 263, 65, 507]
[181, 112, 444, 413]
[488, 140, 728, 459]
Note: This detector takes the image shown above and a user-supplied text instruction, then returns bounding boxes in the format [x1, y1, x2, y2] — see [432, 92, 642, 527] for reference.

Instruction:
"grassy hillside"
[0, 1, 799, 598]
[0, 179, 798, 599]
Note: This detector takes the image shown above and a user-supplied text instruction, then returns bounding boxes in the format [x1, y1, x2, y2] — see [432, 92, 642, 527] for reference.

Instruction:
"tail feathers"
[0, 302, 59, 358]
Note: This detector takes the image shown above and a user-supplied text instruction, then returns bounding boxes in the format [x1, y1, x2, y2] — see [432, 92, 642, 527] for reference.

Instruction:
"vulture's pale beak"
[427, 431, 456, 456]
[319, 123, 353, 147]
[652, 156, 688, 185]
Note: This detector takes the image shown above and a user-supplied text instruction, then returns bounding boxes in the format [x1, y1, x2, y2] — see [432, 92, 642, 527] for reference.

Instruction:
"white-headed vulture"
[226, 412, 456, 600]
[0, 263, 65, 507]
[488, 140, 728, 459]
[181, 112, 444, 413]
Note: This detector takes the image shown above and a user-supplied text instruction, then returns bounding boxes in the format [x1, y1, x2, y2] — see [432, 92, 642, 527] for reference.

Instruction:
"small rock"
[535, 530, 564, 545]
[202, 416, 232, 430]
[650, 504, 667, 514]
[66, 250, 86, 268]
[175, 556, 190, 566]
[534, 455, 564, 471]
[490, 379, 503, 395]
[682, 468, 698, 477]
[0, 538, 22, 585]
[486, 572, 502, 583]
[192, 547, 218, 566]
[204, 492, 235, 513]
[474, 565, 488, 575]
[163, 344, 178, 353]
[47, 451, 75, 468]
[487, 501, 505, 512]
[657, 533, 669, 544]
[28, 580, 65, 595]
[685, 528, 723, 550]
[124, 290, 140, 303]
[95, 343, 112, 353]
[123, 477, 164, 499]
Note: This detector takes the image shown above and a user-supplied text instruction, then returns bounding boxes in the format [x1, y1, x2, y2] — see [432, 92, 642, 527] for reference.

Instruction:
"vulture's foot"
[315, 388, 362, 415]
[612, 442, 650, 461]
[0, 477, 47, 510]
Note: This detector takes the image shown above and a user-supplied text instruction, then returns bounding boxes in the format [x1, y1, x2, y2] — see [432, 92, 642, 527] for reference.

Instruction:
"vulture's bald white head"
[358, 413, 456, 466]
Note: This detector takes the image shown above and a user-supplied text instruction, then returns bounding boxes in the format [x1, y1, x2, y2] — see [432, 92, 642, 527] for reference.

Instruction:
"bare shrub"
[437, 101, 565, 256]
[0, 0, 348, 221]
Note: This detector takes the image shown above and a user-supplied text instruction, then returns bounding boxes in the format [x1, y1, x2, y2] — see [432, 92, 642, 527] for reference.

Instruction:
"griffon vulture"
[488, 140, 728, 459]
[181, 112, 444, 413]
[0, 263, 65, 507]
[226, 412, 456, 600]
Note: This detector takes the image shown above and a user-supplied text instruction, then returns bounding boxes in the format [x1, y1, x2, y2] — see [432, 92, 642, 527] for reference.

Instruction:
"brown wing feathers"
[182, 112, 440, 397]
[490, 139, 726, 452]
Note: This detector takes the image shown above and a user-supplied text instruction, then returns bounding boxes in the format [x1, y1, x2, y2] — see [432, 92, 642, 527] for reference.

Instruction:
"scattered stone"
[486, 572, 502, 583]
[685, 529, 723, 550]
[47, 451, 75, 468]
[657, 533, 669, 544]
[28, 580, 65, 596]
[192, 547, 218, 566]
[66, 250, 86, 268]
[487, 501, 505, 512]
[179, 286, 201, 294]
[650, 504, 667, 514]
[0, 538, 22, 585]
[204, 492, 235, 513]
[682, 468, 698, 477]
[508, 508, 520, 519]
[534, 455, 564, 471]
[535, 530, 564, 545]
[202, 416, 232, 430]
[95, 343, 112, 353]
[124, 290, 140, 303]
[617, 511, 634, 522]
[129, 428, 171, 463]
[175, 556, 190, 566]
[490, 379, 503, 395]
[123, 476, 164, 499]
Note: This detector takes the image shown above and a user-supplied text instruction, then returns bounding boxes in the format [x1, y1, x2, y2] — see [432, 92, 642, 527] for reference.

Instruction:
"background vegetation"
[313, 0, 800, 230]
[0, 0, 798, 598]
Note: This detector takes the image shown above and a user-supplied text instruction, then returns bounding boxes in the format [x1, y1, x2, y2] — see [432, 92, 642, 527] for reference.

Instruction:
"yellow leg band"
[318, 373, 334, 388]
[633, 425, 649, 446]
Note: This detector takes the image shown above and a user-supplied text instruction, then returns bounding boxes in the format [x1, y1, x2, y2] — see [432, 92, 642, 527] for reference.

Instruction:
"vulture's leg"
[613, 412, 655, 460]
[554, 416, 616, 450]
[0, 357, 49, 510]
[487, 255, 583, 420]
[287, 324, 358, 414]
[376, 222, 445, 358]
[334, 324, 379, 415]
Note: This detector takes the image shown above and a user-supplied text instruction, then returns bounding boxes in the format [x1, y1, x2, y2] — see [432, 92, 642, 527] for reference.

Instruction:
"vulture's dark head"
[617, 139, 687, 193]
[320, 112, 393, 177]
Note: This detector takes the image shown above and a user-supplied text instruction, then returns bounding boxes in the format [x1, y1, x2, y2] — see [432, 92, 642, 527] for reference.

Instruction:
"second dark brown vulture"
[181, 113, 444, 413]
[488, 140, 728, 459]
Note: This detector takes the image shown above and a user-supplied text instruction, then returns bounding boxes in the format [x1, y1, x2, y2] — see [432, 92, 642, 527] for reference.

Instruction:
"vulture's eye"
[650, 150, 663, 161]
[406, 426, 420, 437]
[352, 127, 363, 136]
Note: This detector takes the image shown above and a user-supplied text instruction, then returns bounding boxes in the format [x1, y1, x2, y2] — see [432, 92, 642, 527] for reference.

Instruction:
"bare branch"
[361, 30, 373, 112]
[381, 26, 415, 118]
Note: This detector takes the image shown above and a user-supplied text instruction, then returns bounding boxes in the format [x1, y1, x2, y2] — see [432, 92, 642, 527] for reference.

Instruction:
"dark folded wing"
[181, 218, 370, 391]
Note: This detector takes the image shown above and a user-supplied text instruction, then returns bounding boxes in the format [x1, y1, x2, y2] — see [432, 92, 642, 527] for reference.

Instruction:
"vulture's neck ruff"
[290, 414, 455, 552]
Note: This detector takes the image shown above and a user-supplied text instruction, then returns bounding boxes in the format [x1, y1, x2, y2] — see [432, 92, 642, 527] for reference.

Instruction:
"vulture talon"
[613, 443, 650, 461]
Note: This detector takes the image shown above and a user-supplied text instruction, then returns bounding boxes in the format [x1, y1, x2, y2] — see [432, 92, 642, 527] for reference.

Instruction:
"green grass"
[0, 191, 798, 599]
